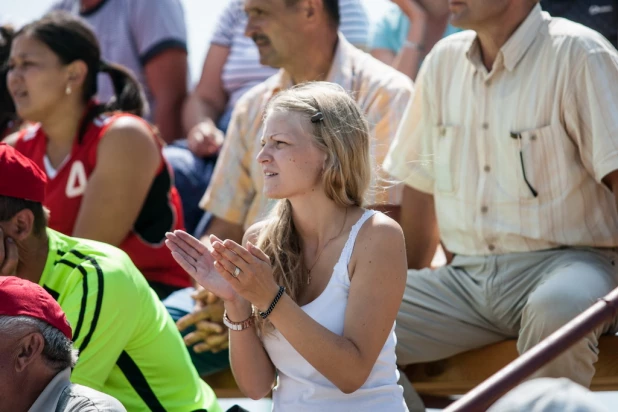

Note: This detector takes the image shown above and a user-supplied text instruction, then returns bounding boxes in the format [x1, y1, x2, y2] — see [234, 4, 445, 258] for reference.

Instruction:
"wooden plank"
[406, 336, 618, 396]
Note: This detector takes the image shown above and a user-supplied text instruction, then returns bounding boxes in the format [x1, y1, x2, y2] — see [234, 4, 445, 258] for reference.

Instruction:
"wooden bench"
[405, 335, 618, 397]
[204, 336, 618, 399]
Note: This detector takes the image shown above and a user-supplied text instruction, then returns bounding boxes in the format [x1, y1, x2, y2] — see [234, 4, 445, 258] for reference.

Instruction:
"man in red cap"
[0, 143, 221, 411]
[0, 275, 126, 411]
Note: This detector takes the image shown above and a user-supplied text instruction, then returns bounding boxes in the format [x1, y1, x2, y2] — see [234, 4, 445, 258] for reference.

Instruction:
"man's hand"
[187, 120, 225, 157]
[176, 288, 229, 353]
[0, 228, 18, 275]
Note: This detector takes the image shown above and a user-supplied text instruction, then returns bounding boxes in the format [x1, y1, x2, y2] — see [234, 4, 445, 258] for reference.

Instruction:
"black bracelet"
[259, 286, 285, 319]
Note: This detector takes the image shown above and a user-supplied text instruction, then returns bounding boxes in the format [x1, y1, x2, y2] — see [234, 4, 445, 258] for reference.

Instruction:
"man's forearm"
[155, 97, 185, 144]
[182, 94, 223, 135]
[144, 49, 188, 143]
[392, 13, 449, 81]
[400, 186, 440, 269]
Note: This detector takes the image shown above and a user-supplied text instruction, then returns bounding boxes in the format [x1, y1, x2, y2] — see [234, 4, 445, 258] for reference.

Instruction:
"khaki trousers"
[396, 247, 618, 397]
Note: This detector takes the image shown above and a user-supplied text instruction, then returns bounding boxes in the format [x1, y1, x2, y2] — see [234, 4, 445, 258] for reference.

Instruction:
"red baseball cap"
[0, 276, 72, 340]
[0, 143, 47, 203]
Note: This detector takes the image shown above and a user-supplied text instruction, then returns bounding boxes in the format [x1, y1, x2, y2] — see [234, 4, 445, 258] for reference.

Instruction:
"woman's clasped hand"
[165, 231, 280, 311]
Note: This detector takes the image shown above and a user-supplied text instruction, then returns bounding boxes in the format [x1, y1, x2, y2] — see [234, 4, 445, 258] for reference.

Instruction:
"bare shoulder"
[351, 211, 405, 263]
[357, 211, 404, 245]
[99, 115, 159, 159]
[102, 115, 156, 144]
[242, 219, 271, 245]
[349, 211, 407, 281]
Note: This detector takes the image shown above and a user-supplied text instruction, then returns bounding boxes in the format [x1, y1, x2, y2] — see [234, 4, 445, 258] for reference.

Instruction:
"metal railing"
[445, 286, 618, 411]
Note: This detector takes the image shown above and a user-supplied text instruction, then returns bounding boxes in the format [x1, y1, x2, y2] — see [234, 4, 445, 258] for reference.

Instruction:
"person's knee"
[522, 285, 596, 334]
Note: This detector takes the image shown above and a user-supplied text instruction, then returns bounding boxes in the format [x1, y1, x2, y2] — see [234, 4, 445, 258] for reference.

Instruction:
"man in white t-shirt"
[50, 0, 188, 143]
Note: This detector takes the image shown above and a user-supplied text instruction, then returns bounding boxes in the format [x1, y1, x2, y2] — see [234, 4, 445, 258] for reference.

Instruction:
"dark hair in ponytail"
[0, 25, 17, 136]
[98, 61, 148, 116]
[16, 11, 147, 120]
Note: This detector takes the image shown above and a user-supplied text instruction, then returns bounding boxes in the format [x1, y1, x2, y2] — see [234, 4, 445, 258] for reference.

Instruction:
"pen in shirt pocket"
[510, 132, 538, 198]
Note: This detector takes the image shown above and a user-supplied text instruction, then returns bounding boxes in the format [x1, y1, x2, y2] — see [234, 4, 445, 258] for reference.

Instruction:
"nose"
[6, 66, 21, 93]
[256, 145, 271, 164]
[245, 16, 257, 39]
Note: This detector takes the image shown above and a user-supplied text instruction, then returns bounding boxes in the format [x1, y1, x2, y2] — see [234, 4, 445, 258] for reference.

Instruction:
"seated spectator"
[384, 0, 618, 408]
[166, 82, 408, 410]
[5, 11, 190, 300]
[370, 0, 458, 80]
[0, 25, 20, 139]
[165, 0, 413, 376]
[0, 143, 221, 411]
[51, 0, 188, 143]
[173, 0, 370, 235]
[540, 0, 616, 48]
[0, 276, 126, 412]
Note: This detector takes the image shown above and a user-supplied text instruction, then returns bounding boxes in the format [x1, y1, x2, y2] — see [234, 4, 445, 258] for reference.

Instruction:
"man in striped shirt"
[385, 0, 618, 400]
[166, 0, 413, 367]
[200, 0, 413, 243]
[0, 143, 221, 411]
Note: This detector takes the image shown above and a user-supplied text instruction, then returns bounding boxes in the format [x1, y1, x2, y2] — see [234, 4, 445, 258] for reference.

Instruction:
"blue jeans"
[164, 287, 230, 376]
[163, 140, 216, 237]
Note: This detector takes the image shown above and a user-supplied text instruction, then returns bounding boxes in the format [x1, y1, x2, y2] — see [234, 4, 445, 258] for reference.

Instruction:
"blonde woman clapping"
[166, 82, 407, 411]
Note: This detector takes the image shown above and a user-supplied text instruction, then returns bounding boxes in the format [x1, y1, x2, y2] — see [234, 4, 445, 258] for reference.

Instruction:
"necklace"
[306, 208, 348, 285]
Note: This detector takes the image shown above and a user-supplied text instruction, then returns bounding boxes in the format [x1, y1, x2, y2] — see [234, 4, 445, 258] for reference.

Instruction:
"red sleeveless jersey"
[14, 113, 191, 288]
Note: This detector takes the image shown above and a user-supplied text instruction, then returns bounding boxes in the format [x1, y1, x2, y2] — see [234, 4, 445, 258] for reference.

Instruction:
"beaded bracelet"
[259, 286, 285, 319]
[223, 309, 255, 331]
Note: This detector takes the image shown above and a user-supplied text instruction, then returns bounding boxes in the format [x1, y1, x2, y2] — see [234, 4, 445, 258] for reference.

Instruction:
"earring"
[65, 85, 72, 95]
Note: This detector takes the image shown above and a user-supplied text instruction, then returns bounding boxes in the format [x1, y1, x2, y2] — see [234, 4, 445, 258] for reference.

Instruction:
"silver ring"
[233, 266, 241, 278]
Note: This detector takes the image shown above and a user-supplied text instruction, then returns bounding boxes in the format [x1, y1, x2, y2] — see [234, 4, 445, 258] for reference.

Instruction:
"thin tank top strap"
[339, 209, 378, 267]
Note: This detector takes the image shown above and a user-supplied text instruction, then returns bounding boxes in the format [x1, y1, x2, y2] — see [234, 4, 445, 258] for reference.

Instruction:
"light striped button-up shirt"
[201, 34, 413, 229]
[384, 4, 618, 256]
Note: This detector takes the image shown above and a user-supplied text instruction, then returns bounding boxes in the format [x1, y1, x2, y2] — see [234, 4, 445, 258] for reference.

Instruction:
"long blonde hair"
[255, 82, 371, 326]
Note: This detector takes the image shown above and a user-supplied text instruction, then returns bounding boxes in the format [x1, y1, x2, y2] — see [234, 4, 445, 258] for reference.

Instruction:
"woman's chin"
[263, 189, 286, 200]
[16, 106, 41, 123]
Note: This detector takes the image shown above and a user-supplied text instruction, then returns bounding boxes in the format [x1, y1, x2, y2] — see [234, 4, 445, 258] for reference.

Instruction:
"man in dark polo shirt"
[541, 0, 617, 47]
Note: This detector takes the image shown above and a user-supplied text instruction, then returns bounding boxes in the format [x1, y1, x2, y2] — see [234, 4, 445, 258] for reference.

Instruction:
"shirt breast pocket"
[434, 125, 462, 194]
[507, 123, 579, 200]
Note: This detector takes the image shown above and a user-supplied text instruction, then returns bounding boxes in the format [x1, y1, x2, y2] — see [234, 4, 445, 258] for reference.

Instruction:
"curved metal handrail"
[445, 286, 618, 411]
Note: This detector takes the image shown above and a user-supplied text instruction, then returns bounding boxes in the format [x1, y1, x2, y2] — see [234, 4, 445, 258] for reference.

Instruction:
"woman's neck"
[40, 101, 88, 161]
[289, 193, 348, 246]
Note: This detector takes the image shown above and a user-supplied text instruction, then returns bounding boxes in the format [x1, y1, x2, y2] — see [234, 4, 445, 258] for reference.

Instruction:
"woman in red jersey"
[0, 25, 21, 140]
[5, 11, 191, 299]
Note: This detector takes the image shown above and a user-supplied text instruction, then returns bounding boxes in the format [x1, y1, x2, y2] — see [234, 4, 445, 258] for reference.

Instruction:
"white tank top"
[262, 210, 407, 411]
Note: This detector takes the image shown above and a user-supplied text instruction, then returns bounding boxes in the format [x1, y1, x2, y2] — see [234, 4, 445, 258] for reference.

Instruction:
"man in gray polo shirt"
[50, 0, 188, 143]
